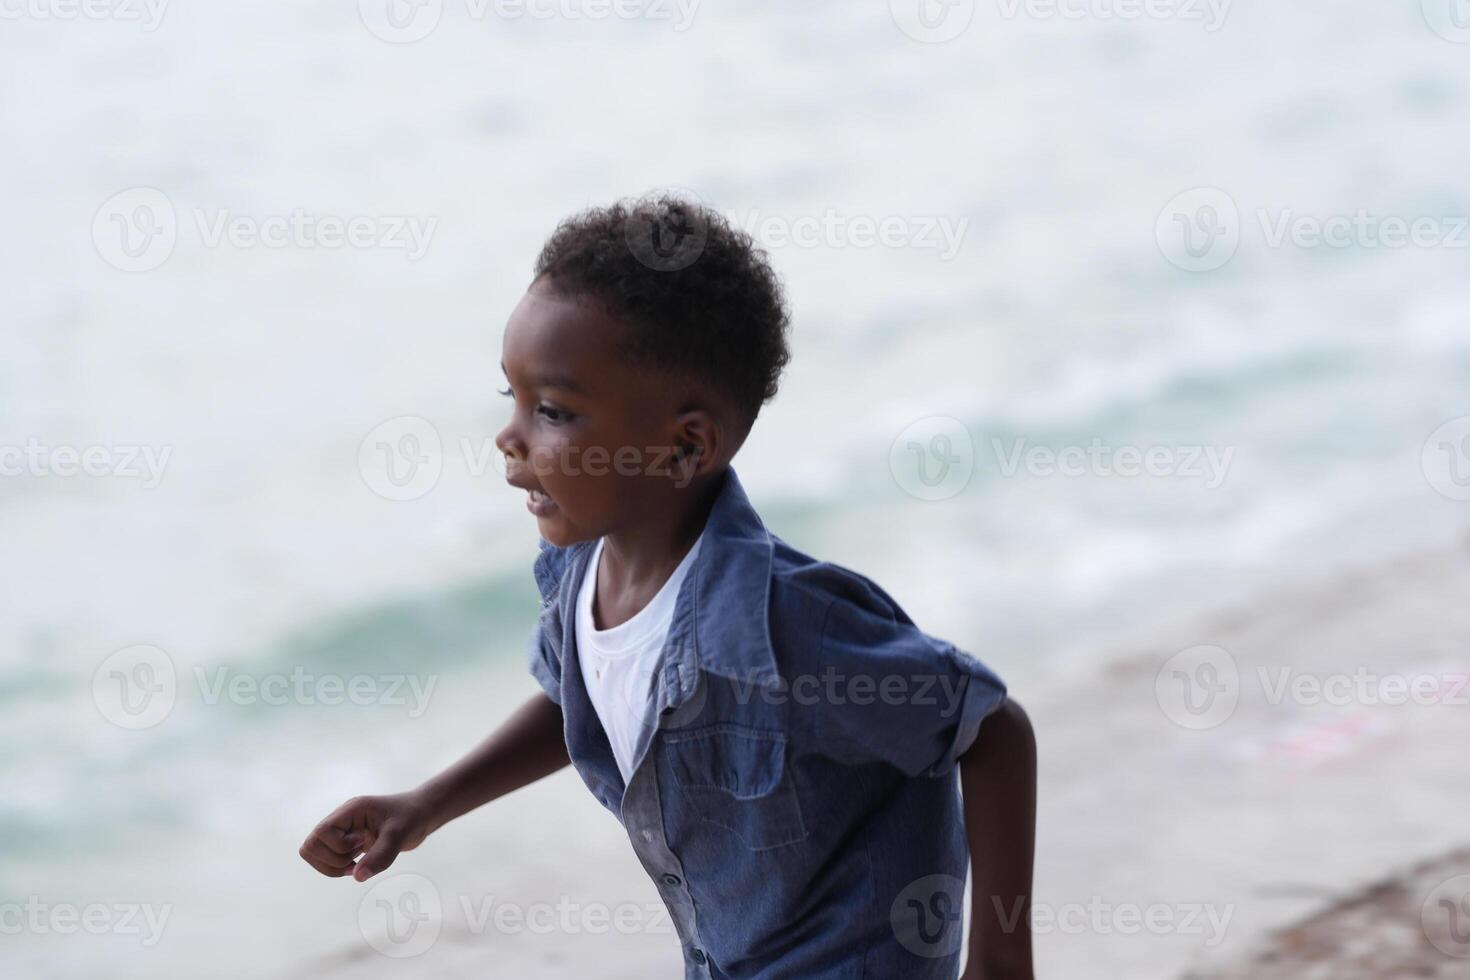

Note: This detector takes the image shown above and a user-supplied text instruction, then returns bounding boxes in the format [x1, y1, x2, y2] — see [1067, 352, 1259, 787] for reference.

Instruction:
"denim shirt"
[527, 465, 1008, 979]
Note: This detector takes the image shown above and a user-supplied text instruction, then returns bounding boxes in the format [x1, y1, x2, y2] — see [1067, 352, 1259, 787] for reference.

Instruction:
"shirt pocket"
[662, 723, 808, 852]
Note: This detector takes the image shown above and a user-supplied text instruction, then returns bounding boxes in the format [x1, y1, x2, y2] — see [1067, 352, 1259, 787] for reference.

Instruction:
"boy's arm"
[299, 691, 569, 882]
[416, 690, 570, 832]
[958, 698, 1038, 980]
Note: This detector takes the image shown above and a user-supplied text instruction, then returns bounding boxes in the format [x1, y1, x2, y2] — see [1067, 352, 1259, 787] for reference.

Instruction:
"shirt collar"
[533, 465, 782, 696]
[680, 465, 781, 689]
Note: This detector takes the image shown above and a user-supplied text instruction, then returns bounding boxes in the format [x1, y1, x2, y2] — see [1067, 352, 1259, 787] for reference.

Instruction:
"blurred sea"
[3, 1, 1469, 977]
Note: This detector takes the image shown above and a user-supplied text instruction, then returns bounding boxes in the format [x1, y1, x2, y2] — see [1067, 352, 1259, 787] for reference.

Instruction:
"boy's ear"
[670, 408, 722, 483]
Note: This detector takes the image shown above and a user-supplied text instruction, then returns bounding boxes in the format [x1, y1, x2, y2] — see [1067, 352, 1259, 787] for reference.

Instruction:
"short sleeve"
[814, 596, 1007, 778]
[527, 538, 568, 705]
[527, 619, 563, 705]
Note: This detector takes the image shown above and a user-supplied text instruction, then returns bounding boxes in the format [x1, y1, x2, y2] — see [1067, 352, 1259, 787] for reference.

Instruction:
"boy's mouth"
[526, 487, 558, 517]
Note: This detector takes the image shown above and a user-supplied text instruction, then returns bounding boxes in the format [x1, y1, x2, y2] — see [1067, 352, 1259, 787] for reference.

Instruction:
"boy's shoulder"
[768, 533, 920, 628]
[765, 533, 967, 675]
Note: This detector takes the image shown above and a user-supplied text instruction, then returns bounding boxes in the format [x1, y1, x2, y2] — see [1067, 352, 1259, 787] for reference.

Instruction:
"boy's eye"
[499, 385, 571, 424]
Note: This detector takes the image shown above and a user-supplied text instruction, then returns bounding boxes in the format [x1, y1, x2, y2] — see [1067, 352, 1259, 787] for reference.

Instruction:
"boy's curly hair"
[532, 194, 791, 435]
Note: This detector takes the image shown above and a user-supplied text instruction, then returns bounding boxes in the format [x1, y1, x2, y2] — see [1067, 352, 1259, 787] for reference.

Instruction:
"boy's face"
[495, 279, 706, 547]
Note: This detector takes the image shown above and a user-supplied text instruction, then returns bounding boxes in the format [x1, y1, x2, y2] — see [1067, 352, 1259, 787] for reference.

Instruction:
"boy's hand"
[297, 694, 569, 884]
[299, 791, 436, 882]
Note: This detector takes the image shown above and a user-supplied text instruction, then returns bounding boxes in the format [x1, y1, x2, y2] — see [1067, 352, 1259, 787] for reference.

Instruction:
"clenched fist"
[299, 792, 436, 882]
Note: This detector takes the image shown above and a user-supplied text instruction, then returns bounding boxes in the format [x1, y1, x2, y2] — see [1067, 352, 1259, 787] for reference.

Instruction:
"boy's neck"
[595, 467, 725, 599]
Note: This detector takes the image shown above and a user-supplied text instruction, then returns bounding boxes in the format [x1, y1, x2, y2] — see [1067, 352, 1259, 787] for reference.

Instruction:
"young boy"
[299, 196, 1038, 979]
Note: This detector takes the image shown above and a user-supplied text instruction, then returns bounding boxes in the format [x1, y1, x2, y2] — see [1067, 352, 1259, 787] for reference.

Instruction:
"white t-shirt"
[576, 531, 705, 783]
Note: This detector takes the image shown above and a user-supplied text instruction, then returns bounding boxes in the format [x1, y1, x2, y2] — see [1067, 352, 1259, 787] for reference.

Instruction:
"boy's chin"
[536, 516, 595, 549]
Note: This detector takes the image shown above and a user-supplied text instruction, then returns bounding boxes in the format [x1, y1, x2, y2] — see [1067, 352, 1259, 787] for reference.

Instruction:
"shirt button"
[690, 947, 707, 965]
[662, 873, 682, 887]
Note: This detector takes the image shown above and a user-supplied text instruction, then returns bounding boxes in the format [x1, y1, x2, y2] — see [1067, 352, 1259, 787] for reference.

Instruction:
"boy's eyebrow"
[499, 361, 587, 394]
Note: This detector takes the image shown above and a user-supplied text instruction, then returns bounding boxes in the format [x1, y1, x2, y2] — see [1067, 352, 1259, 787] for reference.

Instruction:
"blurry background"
[5, 1, 1470, 977]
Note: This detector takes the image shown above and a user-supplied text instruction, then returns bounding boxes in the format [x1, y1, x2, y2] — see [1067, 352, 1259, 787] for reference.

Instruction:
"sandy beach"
[1031, 538, 1470, 978]
[1190, 847, 1470, 979]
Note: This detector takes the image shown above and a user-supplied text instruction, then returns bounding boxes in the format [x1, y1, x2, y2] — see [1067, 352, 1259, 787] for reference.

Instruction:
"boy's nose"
[494, 424, 521, 462]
